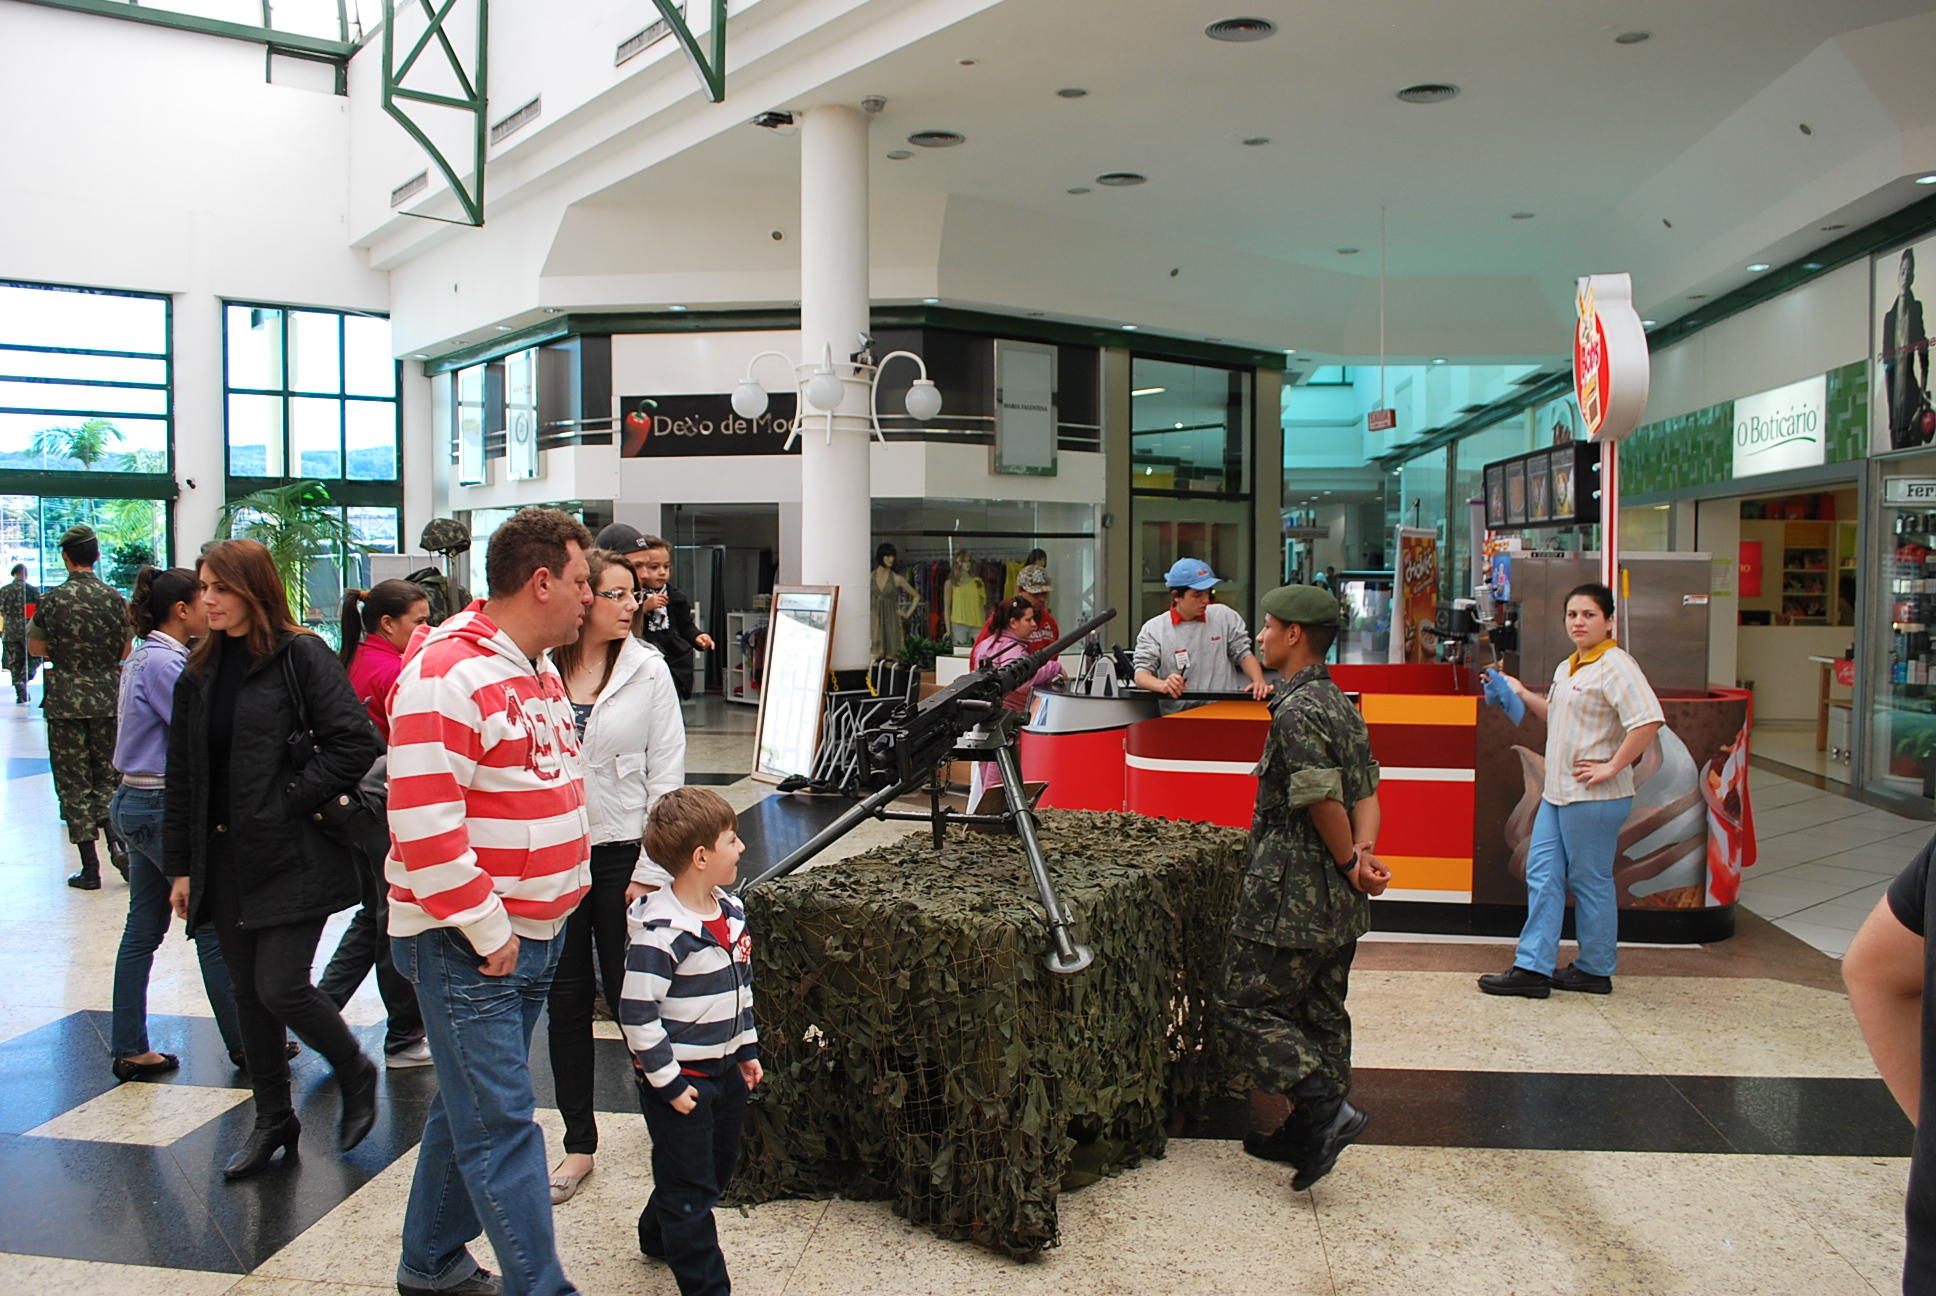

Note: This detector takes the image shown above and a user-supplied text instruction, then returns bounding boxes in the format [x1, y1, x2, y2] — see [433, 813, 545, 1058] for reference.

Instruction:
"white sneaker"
[385, 1039, 434, 1069]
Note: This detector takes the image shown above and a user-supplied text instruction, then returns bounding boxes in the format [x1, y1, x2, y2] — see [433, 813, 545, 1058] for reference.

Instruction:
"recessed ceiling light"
[1067, 186, 1092, 194]
[1432, 357, 1447, 365]
[1802, 261, 1824, 271]
[1336, 247, 1361, 255]
[494, 325, 512, 332]
[1917, 175, 1936, 186]
[1821, 223, 1847, 231]
[921, 298, 939, 305]
[1174, 422, 1185, 429]
[956, 58, 978, 67]
[1746, 262, 1771, 272]
[1285, 348, 1298, 355]
[1323, 490, 1333, 495]
[668, 305, 688, 312]
[908, 130, 965, 148]
[1131, 387, 1166, 397]
[1205, 17, 1277, 42]
[1056, 87, 1088, 99]
[1241, 136, 1271, 147]
[1096, 172, 1147, 186]
[1510, 211, 1535, 220]
[1641, 319, 1657, 327]
[1121, 324, 1139, 330]
[885, 149, 913, 160]
[411, 353, 429, 359]
[1614, 30, 1650, 44]
[1395, 83, 1460, 104]
[1688, 293, 1708, 301]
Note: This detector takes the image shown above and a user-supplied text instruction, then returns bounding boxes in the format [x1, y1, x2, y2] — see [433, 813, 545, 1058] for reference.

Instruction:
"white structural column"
[170, 290, 227, 565]
[797, 104, 873, 673]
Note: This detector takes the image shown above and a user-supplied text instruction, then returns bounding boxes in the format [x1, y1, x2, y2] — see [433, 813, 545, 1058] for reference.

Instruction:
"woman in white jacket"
[545, 547, 686, 1203]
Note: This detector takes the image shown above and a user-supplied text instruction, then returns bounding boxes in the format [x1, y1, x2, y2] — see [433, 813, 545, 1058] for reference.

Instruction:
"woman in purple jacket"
[107, 567, 245, 1079]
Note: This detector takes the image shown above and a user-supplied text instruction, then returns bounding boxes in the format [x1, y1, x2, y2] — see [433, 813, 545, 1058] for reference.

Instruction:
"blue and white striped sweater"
[619, 885, 759, 1100]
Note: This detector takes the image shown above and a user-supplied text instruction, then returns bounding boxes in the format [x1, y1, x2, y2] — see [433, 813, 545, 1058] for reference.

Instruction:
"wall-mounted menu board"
[1484, 440, 1601, 530]
[752, 585, 839, 783]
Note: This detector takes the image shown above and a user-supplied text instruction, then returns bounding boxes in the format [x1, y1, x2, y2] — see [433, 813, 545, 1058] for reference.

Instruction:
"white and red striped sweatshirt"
[384, 603, 591, 955]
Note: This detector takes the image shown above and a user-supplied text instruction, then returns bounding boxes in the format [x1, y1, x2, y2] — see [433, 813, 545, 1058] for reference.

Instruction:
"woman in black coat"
[163, 539, 383, 1179]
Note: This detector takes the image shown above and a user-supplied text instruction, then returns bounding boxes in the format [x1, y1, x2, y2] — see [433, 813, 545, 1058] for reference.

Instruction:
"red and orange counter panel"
[1019, 665, 1754, 942]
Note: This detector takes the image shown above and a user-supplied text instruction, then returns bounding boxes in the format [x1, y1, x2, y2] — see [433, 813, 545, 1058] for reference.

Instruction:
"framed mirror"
[752, 584, 840, 783]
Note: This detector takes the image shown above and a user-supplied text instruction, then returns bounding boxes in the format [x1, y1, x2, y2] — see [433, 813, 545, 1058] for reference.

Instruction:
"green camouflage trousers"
[1220, 935, 1357, 1099]
[47, 716, 116, 844]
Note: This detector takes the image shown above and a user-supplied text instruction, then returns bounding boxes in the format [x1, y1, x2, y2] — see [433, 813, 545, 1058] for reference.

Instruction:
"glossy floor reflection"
[0, 688, 1917, 1293]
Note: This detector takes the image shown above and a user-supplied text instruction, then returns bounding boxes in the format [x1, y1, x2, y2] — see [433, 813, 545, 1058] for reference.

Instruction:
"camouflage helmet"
[419, 517, 471, 556]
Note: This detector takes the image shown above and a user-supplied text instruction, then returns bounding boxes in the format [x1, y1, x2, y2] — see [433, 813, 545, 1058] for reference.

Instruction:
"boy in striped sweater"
[621, 786, 760, 1296]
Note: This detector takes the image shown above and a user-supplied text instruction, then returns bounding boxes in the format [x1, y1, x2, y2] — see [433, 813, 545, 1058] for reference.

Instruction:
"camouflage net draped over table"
[735, 809, 1247, 1258]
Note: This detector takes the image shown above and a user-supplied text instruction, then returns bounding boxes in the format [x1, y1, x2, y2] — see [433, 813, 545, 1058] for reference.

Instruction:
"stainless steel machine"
[1508, 552, 1713, 693]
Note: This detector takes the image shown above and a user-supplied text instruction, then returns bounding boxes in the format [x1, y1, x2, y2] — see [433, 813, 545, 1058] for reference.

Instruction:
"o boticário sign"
[1732, 374, 1827, 478]
[1573, 273, 1650, 443]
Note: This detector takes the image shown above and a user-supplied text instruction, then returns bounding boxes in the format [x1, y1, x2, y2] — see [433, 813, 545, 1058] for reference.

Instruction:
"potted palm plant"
[215, 480, 363, 623]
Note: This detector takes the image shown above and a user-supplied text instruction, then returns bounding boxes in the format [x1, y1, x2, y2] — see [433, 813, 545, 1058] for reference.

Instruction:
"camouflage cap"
[58, 524, 97, 550]
[419, 517, 471, 555]
[1259, 583, 1344, 627]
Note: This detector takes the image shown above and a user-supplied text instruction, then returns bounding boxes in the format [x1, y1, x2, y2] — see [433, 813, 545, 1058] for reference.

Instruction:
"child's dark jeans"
[636, 1066, 749, 1296]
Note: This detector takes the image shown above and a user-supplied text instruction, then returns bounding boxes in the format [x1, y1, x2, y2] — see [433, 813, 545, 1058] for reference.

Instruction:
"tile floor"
[0, 685, 1923, 1294]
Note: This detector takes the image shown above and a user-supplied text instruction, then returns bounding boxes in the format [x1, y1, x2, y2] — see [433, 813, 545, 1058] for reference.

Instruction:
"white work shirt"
[1132, 602, 1255, 707]
[1542, 642, 1665, 806]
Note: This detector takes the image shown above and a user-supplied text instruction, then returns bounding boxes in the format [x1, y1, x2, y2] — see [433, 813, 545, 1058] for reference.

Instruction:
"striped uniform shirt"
[620, 886, 759, 1099]
[384, 604, 591, 955]
[1542, 640, 1665, 806]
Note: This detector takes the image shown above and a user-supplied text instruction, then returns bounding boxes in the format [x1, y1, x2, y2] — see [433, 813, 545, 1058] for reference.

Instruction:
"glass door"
[1868, 453, 1936, 811]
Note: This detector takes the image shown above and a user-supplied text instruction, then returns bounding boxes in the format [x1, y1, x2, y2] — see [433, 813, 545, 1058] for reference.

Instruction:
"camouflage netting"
[733, 809, 1248, 1258]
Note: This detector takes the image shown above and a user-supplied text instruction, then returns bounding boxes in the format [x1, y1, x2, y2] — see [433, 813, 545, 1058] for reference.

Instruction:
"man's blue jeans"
[1515, 797, 1634, 979]
[393, 927, 576, 1296]
[109, 784, 242, 1059]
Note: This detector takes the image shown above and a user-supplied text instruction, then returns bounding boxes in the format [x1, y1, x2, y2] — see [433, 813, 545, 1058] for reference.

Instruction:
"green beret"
[1260, 583, 1343, 627]
[58, 524, 96, 549]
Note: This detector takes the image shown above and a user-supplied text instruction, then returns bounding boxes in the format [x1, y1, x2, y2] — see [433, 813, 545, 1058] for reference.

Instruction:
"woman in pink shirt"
[966, 595, 1063, 808]
[316, 579, 432, 1068]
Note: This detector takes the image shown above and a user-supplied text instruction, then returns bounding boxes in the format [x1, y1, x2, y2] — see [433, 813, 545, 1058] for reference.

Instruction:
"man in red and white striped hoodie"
[387, 507, 594, 1296]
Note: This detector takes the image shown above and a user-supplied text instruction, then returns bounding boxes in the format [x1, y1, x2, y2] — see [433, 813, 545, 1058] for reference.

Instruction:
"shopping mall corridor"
[0, 688, 1925, 1295]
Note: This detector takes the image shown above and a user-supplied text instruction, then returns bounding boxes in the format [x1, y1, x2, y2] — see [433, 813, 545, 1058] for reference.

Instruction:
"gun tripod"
[738, 705, 1095, 975]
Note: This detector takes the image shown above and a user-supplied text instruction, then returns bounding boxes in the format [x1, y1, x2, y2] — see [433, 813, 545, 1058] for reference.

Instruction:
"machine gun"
[737, 608, 1118, 975]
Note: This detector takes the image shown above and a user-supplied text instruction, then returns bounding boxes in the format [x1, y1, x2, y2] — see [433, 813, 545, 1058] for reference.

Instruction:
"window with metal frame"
[223, 302, 400, 483]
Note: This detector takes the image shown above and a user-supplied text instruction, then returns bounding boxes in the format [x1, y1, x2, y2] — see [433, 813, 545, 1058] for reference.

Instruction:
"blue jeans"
[1515, 797, 1633, 979]
[636, 1067, 749, 1296]
[394, 927, 576, 1296]
[108, 785, 242, 1059]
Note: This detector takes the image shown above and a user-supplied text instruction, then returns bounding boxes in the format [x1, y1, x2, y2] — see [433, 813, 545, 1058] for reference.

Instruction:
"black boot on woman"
[338, 1055, 379, 1151]
[224, 1113, 300, 1179]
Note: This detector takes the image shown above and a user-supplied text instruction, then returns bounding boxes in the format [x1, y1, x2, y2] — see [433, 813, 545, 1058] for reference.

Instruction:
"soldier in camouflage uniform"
[0, 563, 40, 703]
[1222, 583, 1388, 1192]
[29, 525, 130, 890]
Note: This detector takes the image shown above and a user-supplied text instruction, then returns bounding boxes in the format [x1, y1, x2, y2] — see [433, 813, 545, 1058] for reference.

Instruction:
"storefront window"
[871, 498, 1101, 648]
[1130, 357, 1252, 623]
[1869, 455, 1936, 810]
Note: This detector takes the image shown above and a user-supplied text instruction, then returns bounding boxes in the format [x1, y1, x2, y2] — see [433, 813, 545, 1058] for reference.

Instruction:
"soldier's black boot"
[1290, 1095, 1369, 1192]
[66, 840, 102, 890]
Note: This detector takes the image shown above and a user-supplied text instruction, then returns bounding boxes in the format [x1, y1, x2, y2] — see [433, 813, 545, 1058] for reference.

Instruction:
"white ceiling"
[570, 0, 1936, 360]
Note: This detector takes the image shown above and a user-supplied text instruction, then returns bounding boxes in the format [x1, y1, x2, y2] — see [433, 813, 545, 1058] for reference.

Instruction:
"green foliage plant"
[215, 479, 362, 622]
[30, 417, 123, 470]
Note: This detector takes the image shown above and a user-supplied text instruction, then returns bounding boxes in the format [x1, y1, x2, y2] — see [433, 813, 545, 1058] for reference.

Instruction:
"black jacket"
[638, 584, 702, 699]
[163, 631, 382, 934]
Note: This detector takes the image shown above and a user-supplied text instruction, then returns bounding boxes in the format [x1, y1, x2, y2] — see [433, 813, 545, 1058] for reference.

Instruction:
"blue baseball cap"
[1162, 558, 1222, 590]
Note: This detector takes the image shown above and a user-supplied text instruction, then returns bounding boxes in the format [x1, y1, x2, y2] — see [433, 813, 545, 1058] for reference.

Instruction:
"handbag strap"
[280, 643, 312, 736]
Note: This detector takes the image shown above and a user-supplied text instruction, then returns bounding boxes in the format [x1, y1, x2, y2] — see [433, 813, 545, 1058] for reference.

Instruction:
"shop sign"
[1367, 408, 1396, 432]
[1884, 477, 1936, 505]
[1731, 374, 1826, 478]
[993, 340, 1058, 476]
[1572, 273, 1650, 442]
[619, 392, 798, 457]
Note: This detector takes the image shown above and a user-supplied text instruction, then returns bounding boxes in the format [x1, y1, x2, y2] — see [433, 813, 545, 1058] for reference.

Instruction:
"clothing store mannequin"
[945, 553, 987, 648]
[870, 542, 922, 661]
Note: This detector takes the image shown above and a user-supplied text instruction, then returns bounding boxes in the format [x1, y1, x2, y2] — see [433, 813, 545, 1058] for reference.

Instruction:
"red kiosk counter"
[1019, 665, 1755, 944]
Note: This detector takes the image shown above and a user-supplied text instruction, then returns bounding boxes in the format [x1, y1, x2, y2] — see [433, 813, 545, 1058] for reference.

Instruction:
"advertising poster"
[1526, 454, 1552, 522]
[1390, 527, 1439, 665]
[1485, 464, 1505, 529]
[1875, 231, 1936, 454]
[1738, 540, 1763, 598]
[1504, 461, 1527, 526]
[1473, 693, 1756, 910]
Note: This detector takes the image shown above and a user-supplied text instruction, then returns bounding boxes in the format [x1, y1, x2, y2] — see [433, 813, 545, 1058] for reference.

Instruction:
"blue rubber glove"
[1482, 669, 1526, 724]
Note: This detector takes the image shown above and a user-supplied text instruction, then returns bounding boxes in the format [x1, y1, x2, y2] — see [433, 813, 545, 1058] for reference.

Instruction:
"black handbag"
[280, 648, 388, 857]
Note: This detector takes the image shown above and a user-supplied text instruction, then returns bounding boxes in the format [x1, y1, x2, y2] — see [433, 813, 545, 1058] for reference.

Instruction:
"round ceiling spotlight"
[908, 130, 966, 148]
[1336, 247, 1361, 255]
[1067, 186, 1092, 194]
[1614, 30, 1651, 44]
[956, 58, 978, 67]
[1242, 136, 1271, 147]
[1095, 171, 1148, 186]
[1745, 262, 1771, 273]
[1918, 175, 1936, 186]
[885, 149, 913, 160]
[1395, 83, 1460, 104]
[1510, 211, 1536, 220]
[1056, 87, 1088, 98]
[1205, 17, 1277, 42]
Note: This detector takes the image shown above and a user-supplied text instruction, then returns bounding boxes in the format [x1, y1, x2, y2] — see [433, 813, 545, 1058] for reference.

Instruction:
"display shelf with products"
[724, 608, 766, 705]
